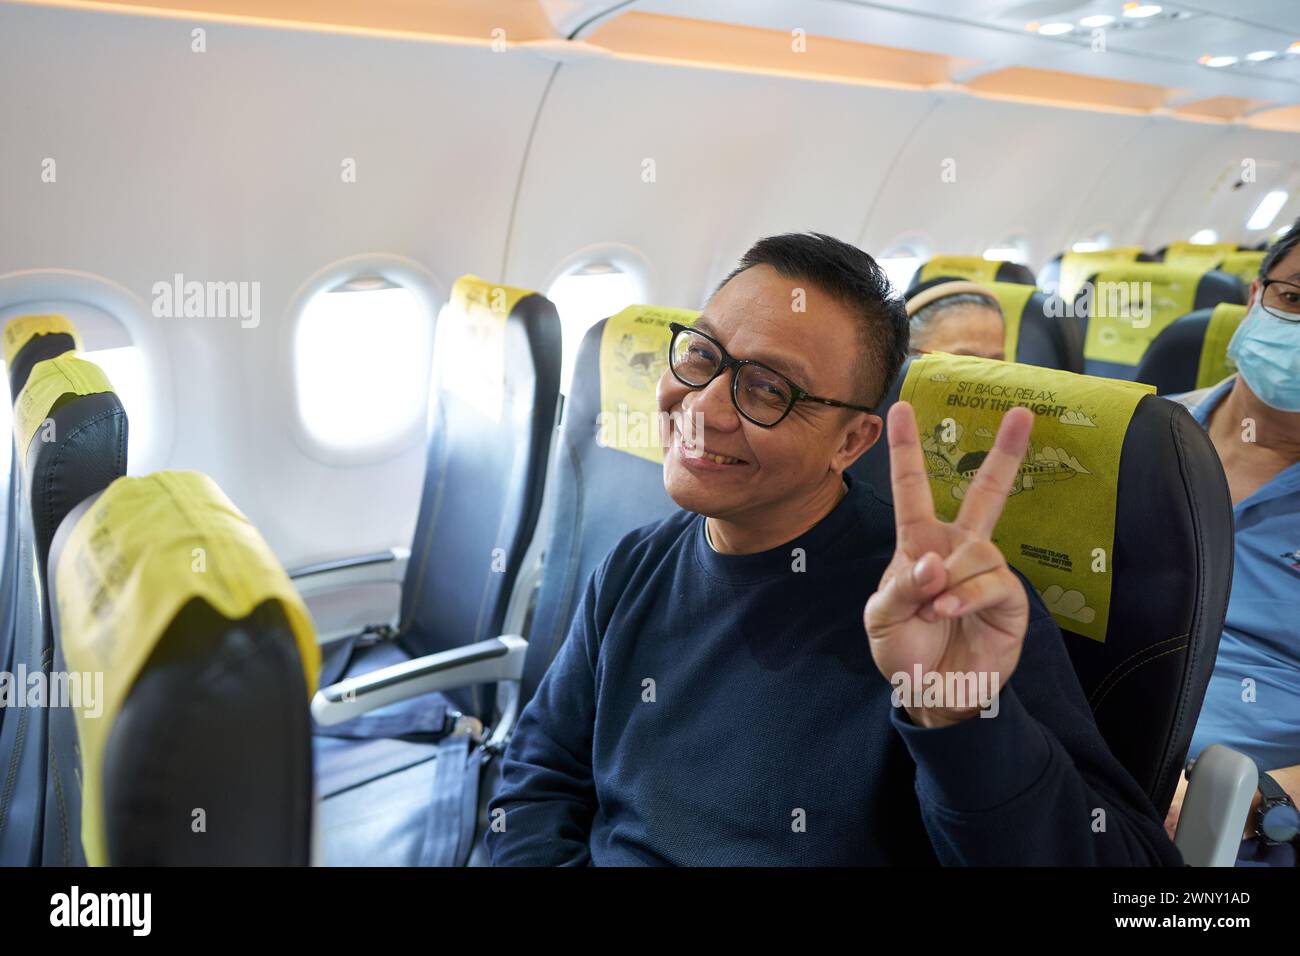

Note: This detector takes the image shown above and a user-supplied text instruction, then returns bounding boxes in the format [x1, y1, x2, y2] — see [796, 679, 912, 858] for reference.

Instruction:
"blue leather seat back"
[396, 278, 560, 719]
[521, 311, 682, 706]
[849, 357, 1234, 812]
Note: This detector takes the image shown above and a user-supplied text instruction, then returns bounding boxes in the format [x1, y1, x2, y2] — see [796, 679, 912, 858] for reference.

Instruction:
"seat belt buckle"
[356, 624, 396, 649]
[444, 710, 485, 744]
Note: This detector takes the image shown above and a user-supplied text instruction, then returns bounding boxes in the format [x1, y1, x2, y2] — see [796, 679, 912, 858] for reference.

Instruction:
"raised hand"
[864, 401, 1034, 729]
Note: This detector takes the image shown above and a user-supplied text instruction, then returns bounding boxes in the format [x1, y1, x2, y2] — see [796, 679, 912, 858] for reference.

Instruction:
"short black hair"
[715, 232, 909, 409]
[1261, 215, 1300, 278]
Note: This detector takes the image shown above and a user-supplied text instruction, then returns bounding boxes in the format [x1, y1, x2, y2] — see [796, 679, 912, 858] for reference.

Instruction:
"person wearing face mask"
[1162, 217, 1300, 865]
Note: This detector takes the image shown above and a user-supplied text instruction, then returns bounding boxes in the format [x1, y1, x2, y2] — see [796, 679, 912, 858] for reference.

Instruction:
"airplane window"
[982, 238, 1029, 265]
[1070, 236, 1111, 253]
[1189, 228, 1219, 245]
[877, 250, 923, 295]
[293, 278, 430, 454]
[547, 261, 643, 393]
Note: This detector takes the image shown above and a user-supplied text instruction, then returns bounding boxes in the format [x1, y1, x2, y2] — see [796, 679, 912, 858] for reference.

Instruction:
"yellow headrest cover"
[55, 470, 321, 866]
[1195, 303, 1248, 390]
[976, 280, 1037, 360]
[598, 304, 699, 464]
[899, 353, 1154, 641]
[13, 354, 113, 456]
[918, 256, 1003, 284]
[1163, 240, 1238, 272]
[3, 313, 82, 366]
[1082, 264, 1202, 367]
[436, 274, 538, 423]
[1216, 251, 1265, 287]
[1058, 246, 1143, 302]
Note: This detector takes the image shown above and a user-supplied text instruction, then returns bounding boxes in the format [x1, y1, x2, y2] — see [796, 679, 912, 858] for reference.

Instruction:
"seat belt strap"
[420, 734, 483, 867]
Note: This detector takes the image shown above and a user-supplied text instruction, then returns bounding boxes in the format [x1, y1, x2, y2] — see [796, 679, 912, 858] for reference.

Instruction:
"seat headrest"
[1077, 263, 1244, 372]
[1161, 240, 1240, 271]
[15, 355, 127, 572]
[1056, 246, 1144, 301]
[5, 314, 82, 400]
[913, 255, 1035, 289]
[432, 274, 550, 421]
[49, 470, 320, 865]
[1217, 251, 1265, 287]
[597, 304, 700, 464]
[1134, 304, 1247, 395]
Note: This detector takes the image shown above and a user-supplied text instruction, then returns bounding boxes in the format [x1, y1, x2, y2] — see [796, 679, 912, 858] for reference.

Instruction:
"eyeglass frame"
[1260, 278, 1300, 323]
[666, 322, 876, 428]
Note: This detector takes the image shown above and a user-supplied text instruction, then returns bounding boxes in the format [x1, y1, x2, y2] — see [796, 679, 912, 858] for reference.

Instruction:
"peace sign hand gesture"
[864, 401, 1034, 729]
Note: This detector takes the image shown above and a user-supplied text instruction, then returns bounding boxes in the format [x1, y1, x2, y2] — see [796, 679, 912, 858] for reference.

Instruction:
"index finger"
[953, 405, 1033, 538]
[887, 401, 936, 533]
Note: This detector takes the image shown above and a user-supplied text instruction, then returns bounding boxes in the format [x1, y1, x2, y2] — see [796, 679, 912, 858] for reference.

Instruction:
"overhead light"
[1289, 42, 1300, 54]
[1123, 3, 1163, 18]
[1080, 15, 1116, 28]
[1247, 191, 1289, 231]
[1245, 50, 1278, 62]
[983, 246, 1026, 263]
[1189, 229, 1219, 245]
[1200, 55, 1239, 68]
[1037, 22, 1075, 36]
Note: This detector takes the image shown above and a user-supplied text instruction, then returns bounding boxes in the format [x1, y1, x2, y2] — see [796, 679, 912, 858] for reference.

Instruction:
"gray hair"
[909, 292, 1002, 342]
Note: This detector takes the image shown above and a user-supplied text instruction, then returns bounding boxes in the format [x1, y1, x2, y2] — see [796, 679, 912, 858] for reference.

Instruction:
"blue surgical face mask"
[1226, 298, 1300, 412]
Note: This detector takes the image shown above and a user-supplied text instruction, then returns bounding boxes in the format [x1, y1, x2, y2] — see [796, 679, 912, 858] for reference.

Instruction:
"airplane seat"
[1134, 304, 1247, 396]
[0, 348, 126, 866]
[1038, 246, 1152, 300]
[907, 254, 1035, 291]
[44, 472, 318, 865]
[1155, 241, 1245, 271]
[309, 304, 688, 865]
[1215, 252, 1265, 288]
[908, 276, 1082, 372]
[304, 274, 560, 866]
[1073, 264, 1245, 380]
[519, 305, 688, 706]
[848, 353, 1250, 864]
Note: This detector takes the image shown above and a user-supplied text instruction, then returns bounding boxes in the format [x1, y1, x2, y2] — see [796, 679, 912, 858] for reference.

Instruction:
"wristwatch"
[1254, 771, 1300, 846]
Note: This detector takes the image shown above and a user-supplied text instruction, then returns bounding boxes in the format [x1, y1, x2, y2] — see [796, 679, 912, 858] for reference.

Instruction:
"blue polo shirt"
[1175, 377, 1300, 772]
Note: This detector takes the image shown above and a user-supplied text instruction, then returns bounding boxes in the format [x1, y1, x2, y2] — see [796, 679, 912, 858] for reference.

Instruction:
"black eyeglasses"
[1261, 279, 1300, 323]
[667, 322, 875, 428]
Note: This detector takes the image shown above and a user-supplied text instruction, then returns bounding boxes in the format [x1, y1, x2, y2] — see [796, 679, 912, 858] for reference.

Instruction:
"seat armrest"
[1174, 744, 1259, 867]
[289, 547, 409, 584]
[311, 635, 528, 726]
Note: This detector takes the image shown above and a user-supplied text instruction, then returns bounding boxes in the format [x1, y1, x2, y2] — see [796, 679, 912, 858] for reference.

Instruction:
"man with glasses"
[488, 232, 1179, 866]
[1163, 218, 1300, 865]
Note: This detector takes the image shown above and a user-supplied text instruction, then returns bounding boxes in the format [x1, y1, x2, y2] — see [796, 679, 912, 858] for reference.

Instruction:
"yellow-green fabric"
[978, 280, 1037, 360]
[1058, 247, 1142, 302]
[55, 470, 320, 866]
[919, 256, 1003, 284]
[599, 305, 700, 464]
[899, 354, 1154, 641]
[1082, 264, 1201, 367]
[1195, 303, 1247, 389]
[13, 354, 113, 456]
[3, 313, 82, 365]
[1216, 251, 1265, 287]
[1163, 240, 1238, 272]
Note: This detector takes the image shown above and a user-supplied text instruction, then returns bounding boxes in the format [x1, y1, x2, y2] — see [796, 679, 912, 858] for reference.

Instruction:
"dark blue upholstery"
[848, 357, 1235, 813]
[521, 316, 678, 705]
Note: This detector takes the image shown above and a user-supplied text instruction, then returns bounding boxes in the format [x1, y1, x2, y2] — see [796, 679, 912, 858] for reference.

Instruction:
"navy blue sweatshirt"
[487, 473, 1183, 866]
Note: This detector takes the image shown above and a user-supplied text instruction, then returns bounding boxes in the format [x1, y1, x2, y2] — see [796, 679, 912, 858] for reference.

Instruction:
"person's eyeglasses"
[1261, 279, 1300, 323]
[667, 322, 875, 428]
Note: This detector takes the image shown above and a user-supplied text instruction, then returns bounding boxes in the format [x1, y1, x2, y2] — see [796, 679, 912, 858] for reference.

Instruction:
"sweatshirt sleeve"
[485, 567, 604, 866]
[889, 587, 1185, 867]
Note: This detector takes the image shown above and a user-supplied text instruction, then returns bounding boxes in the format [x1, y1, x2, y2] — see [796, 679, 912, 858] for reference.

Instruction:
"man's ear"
[832, 411, 883, 472]
[1246, 277, 1262, 310]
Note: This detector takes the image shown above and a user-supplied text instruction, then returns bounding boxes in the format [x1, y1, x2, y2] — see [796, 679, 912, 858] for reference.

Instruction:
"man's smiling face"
[657, 263, 882, 524]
